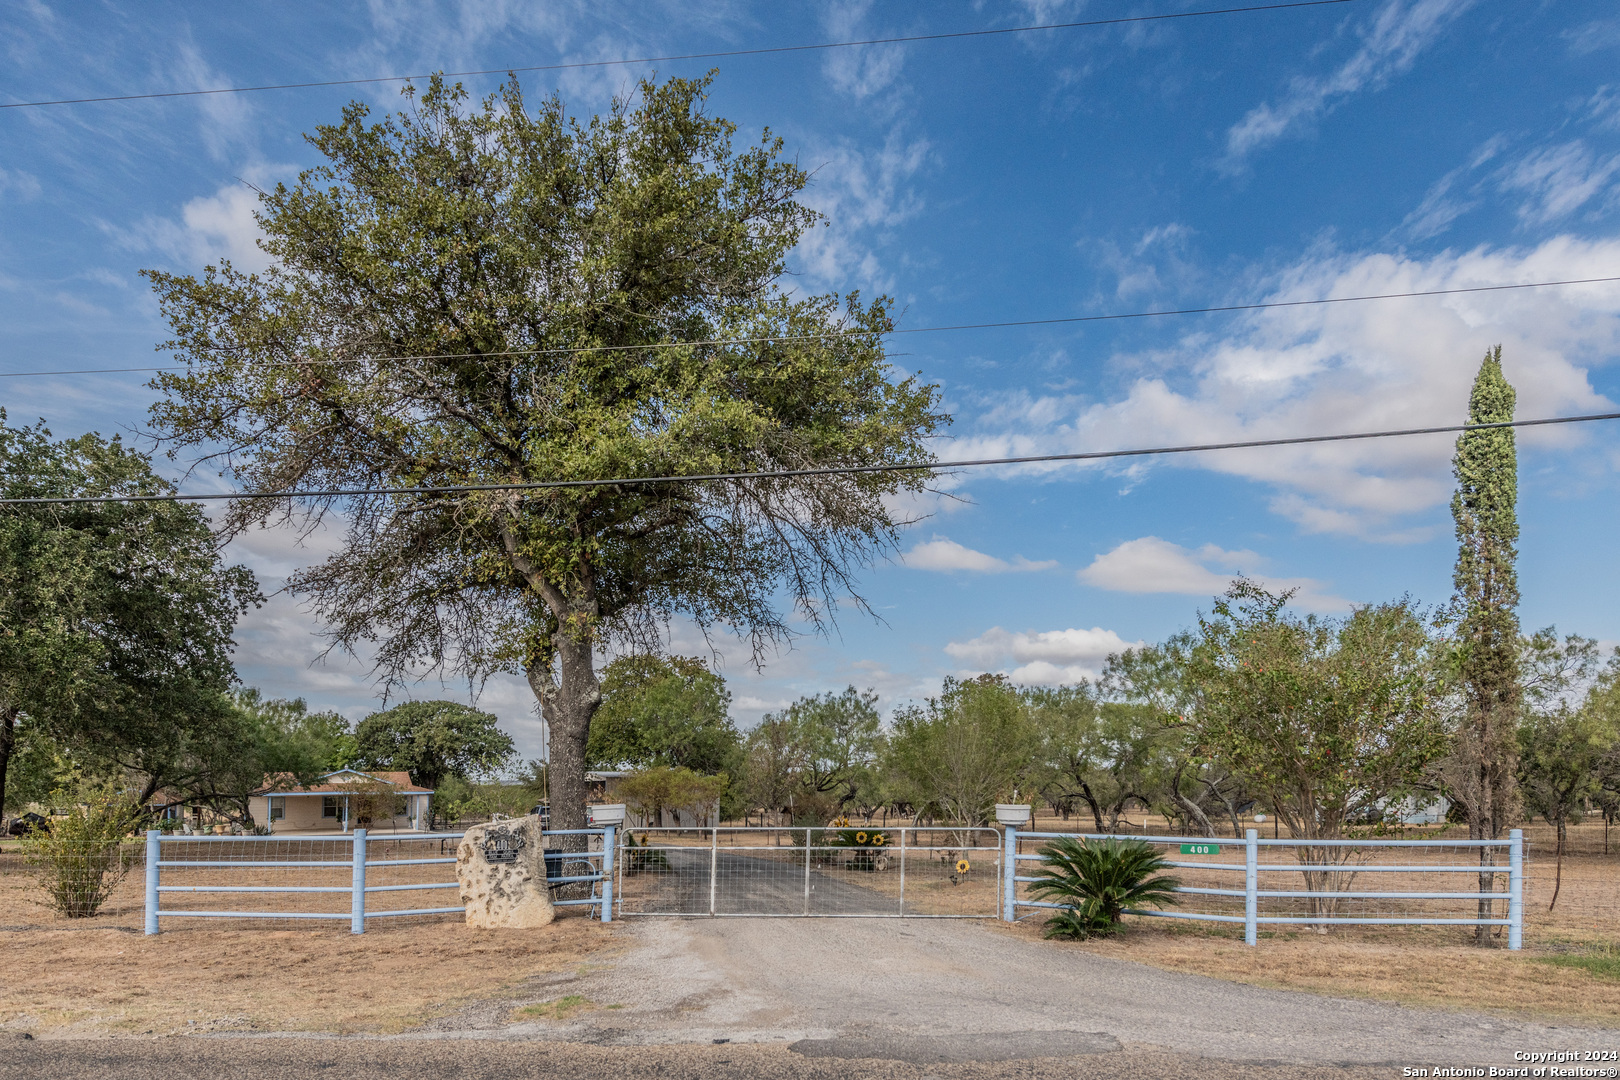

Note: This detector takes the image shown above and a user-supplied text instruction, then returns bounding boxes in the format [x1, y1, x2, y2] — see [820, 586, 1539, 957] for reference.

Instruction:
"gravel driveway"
[480, 916, 1616, 1070]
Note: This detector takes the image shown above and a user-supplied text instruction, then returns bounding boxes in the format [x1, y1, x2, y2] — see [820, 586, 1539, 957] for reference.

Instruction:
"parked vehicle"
[6, 812, 49, 837]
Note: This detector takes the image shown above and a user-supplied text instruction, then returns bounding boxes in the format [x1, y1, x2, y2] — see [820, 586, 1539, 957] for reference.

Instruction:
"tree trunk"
[0, 705, 16, 821]
[1472, 793, 1497, 944]
[1078, 784, 1105, 834]
[1173, 790, 1216, 838]
[529, 628, 602, 841]
[1549, 819, 1566, 913]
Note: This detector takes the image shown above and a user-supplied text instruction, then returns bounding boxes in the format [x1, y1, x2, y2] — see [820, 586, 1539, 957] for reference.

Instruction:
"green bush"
[22, 790, 141, 918]
[621, 831, 671, 874]
[1026, 836, 1181, 940]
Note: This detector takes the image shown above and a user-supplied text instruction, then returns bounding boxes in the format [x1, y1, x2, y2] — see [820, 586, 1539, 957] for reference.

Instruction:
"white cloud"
[0, 167, 41, 202]
[1588, 87, 1620, 132]
[1223, 0, 1475, 168]
[1399, 135, 1506, 240]
[114, 176, 276, 273]
[794, 128, 931, 292]
[1078, 537, 1348, 612]
[902, 537, 1057, 573]
[944, 626, 1141, 685]
[1564, 18, 1620, 56]
[350, 2, 748, 111]
[1499, 142, 1620, 226]
[948, 234, 1620, 539]
[169, 38, 257, 162]
[820, 0, 907, 102]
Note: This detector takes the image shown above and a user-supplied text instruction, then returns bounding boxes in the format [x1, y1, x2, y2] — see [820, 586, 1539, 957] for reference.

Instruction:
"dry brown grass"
[0, 848, 618, 1037]
[995, 916, 1620, 1024]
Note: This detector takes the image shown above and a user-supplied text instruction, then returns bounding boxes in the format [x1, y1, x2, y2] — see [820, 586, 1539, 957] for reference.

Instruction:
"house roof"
[252, 768, 433, 796]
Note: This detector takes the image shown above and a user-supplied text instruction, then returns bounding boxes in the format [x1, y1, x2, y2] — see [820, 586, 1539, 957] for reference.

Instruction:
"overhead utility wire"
[1, 0, 1360, 110]
[6, 412, 1615, 506]
[5, 274, 1616, 381]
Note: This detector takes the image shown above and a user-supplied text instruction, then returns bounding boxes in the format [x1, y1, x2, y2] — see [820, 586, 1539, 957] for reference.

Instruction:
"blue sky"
[4, 0, 1620, 763]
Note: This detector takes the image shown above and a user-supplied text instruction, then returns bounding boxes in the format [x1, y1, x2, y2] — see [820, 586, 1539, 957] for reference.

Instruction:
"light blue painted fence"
[1002, 827, 1524, 949]
[143, 826, 616, 934]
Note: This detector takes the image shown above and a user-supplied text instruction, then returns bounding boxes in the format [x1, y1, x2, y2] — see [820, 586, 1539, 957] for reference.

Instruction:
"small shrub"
[22, 790, 141, 918]
[621, 831, 670, 873]
[1026, 836, 1181, 940]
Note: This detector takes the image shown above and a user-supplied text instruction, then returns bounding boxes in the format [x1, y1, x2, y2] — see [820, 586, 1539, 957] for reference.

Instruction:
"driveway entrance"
[614, 826, 1001, 917]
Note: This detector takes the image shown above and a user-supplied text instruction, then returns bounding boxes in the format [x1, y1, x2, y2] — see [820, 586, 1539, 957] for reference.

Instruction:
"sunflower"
[956, 858, 971, 874]
[871, 833, 886, 846]
[855, 831, 868, 844]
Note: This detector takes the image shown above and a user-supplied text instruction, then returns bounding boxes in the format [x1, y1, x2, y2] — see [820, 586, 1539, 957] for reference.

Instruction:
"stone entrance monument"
[456, 814, 554, 928]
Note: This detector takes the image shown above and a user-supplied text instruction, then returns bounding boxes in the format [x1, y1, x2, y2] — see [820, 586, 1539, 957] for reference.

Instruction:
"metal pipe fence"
[142, 826, 615, 933]
[1003, 826, 1525, 948]
[614, 826, 1001, 917]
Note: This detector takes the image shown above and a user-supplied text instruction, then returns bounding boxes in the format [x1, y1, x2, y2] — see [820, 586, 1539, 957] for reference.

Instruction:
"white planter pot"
[994, 804, 1032, 827]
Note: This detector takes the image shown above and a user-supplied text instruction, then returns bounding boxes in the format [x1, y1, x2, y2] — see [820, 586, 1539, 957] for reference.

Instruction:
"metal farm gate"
[614, 826, 1002, 918]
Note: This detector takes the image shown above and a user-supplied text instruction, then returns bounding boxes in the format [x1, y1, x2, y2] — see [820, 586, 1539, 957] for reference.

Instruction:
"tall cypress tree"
[1444, 346, 1522, 940]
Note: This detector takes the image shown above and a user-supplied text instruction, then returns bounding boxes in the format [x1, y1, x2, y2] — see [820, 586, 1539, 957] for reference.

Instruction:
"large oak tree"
[146, 75, 944, 836]
[0, 415, 259, 812]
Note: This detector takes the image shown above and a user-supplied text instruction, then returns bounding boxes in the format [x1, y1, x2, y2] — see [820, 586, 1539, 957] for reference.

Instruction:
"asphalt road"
[0, 1036, 1392, 1080]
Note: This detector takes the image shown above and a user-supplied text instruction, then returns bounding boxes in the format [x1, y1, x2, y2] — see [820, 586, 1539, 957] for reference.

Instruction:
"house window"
[269, 803, 284, 821]
[322, 796, 340, 818]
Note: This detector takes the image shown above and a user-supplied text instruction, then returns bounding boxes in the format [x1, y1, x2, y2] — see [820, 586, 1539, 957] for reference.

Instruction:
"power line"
[2, 1, 1359, 110]
[5, 412, 1613, 506]
[5, 274, 1617, 381]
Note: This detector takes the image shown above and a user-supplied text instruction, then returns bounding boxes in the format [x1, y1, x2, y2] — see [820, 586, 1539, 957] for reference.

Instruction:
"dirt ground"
[0, 851, 618, 1037]
[1006, 917, 1620, 1024]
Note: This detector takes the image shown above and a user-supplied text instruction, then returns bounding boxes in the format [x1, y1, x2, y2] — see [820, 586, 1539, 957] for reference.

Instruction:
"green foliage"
[782, 687, 885, 804]
[21, 787, 141, 918]
[516, 759, 549, 804]
[143, 73, 946, 833]
[2, 718, 69, 813]
[1041, 901, 1121, 941]
[618, 765, 727, 827]
[354, 700, 515, 791]
[1187, 582, 1447, 841]
[887, 675, 1034, 826]
[429, 773, 477, 827]
[1519, 701, 1614, 830]
[1026, 678, 1186, 834]
[739, 713, 801, 819]
[1446, 345, 1523, 842]
[587, 655, 739, 777]
[621, 830, 672, 873]
[0, 414, 260, 814]
[1517, 632, 1620, 909]
[1027, 836, 1182, 940]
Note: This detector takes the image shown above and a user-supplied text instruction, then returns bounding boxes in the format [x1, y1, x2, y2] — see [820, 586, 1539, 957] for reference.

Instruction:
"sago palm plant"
[1026, 837, 1181, 940]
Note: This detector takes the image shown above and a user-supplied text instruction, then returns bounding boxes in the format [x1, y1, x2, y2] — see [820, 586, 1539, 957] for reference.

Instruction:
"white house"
[249, 769, 434, 834]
